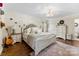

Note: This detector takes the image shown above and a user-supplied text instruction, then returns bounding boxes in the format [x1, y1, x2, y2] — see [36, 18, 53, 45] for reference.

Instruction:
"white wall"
[74, 19, 79, 40]
[3, 11, 43, 33]
[74, 19, 79, 32]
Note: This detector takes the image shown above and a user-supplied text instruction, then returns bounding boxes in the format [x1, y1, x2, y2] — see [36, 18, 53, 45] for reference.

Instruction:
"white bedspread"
[23, 32, 56, 55]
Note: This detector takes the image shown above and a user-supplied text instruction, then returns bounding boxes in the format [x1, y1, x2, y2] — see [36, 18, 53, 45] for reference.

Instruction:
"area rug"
[38, 41, 79, 56]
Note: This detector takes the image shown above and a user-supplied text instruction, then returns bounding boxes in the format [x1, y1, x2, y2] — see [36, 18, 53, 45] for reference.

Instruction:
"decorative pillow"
[27, 28, 32, 35]
[31, 27, 42, 34]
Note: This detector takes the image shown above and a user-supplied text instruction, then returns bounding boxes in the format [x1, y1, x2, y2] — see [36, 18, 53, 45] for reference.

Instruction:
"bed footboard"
[34, 35, 56, 55]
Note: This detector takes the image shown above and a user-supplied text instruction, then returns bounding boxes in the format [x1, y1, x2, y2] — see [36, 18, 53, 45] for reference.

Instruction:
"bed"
[23, 27, 56, 55]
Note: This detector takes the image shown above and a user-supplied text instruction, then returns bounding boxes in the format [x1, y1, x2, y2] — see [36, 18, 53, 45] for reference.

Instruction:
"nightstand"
[11, 33, 21, 44]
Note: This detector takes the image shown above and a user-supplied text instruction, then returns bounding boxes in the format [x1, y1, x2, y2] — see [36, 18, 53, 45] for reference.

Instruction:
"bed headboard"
[23, 24, 42, 35]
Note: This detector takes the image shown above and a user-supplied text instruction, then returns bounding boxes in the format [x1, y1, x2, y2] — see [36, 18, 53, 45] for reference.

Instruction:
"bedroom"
[0, 3, 79, 56]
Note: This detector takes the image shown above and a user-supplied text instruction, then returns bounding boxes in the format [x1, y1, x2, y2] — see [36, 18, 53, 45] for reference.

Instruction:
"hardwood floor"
[1, 41, 33, 56]
[1, 38, 79, 56]
[57, 38, 79, 47]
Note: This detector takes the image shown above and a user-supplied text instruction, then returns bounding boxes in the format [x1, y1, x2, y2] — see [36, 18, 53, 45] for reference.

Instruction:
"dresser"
[56, 24, 67, 40]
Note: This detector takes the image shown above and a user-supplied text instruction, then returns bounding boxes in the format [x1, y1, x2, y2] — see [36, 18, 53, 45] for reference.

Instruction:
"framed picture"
[59, 20, 64, 24]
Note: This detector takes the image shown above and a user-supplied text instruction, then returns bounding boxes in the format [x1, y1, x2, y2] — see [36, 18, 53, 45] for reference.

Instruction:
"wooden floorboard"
[57, 38, 79, 47]
[1, 41, 33, 56]
[1, 38, 79, 56]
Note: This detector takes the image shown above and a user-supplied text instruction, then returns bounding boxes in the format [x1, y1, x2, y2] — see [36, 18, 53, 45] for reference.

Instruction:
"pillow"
[31, 27, 42, 34]
[27, 28, 32, 35]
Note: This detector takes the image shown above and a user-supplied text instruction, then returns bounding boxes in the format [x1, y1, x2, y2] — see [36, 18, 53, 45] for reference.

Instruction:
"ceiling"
[4, 3, 79, 18]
